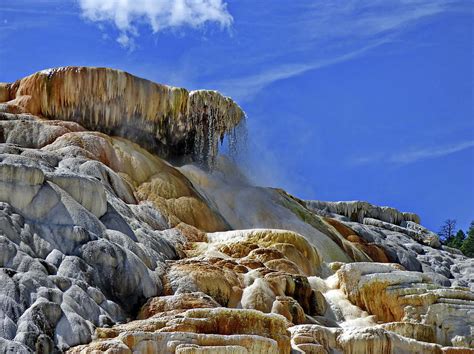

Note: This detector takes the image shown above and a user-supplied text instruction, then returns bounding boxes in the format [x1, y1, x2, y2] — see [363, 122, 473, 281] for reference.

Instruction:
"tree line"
[438, 219, 474, 257]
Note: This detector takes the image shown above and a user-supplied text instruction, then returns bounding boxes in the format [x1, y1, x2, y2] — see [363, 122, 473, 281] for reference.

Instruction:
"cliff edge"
[0, 67, 244, 165]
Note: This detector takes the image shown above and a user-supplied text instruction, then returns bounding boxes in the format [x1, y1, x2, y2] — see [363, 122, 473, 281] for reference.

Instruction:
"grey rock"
[305, 200, 420, 225]
[0, 135, 180, 351]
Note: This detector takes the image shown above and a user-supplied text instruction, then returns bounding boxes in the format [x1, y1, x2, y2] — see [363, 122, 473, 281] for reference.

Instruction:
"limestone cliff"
[0, 67, 244, 165]
[0, 68, 472, 354]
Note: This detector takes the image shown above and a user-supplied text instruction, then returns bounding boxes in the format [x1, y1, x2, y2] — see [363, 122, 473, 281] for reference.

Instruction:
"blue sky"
[0, 0, 473, 232]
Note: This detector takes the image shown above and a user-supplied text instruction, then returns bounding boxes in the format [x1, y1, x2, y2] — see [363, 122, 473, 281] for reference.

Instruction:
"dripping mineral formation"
[0, 67, 244, 166]
[0, 67, 472, 353]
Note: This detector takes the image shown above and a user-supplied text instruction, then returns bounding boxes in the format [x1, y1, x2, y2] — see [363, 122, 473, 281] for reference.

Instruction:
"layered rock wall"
[0, 67, 244, 165]
[306, 200, 420, 225]
[0, 67, 472, 353]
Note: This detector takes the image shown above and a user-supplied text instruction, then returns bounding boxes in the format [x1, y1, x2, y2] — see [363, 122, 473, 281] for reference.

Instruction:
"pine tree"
[460, 221, 474, 257]
[446, 230, 465, 250]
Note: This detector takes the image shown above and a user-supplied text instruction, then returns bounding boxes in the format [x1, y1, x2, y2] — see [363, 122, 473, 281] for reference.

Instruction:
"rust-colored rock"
[3, 67, 244, 165]
[69, 308, 291, 354]
[138, 292, 220, 320]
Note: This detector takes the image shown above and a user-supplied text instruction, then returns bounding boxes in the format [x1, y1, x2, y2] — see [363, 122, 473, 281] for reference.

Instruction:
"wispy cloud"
[352, 140, 474, 166]
[77, 0, 233, 50]
[214, 38, 389, 102]
[211, 0, 466, 102]
[301, 0, 453, 40]
[0, 3, 73, 41]
[0, 7, 76, 16]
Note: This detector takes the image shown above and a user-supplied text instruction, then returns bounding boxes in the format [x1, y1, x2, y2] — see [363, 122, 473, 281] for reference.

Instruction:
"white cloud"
[352, 140, 474, 166]
[78, 0, 233, 49]
[116, 32, 135, 50]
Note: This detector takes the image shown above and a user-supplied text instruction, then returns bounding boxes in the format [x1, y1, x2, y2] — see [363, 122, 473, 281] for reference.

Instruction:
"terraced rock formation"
[1, 67, 244, 165]
[0, 67, 472, 353]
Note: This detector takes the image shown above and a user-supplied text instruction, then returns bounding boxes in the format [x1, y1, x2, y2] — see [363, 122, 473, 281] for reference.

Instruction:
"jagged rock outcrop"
[0, 67, 472, 353]
[0, 67, 244, 165]
[363, 217, 441, 248]
[307, 200, 420, 225]
[339, 219, 474, 288]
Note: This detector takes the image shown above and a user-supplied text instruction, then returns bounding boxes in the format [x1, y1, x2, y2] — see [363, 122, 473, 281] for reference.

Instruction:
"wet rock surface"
[1, 67, 244, 166]
[0, 68, 472, 353]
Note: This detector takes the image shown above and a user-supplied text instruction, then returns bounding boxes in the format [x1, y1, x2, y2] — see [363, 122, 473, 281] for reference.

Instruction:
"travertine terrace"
[0, 67, 472, 354]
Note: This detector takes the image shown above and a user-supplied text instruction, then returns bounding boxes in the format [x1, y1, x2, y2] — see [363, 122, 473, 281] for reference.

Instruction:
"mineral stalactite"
[306, 200, 421, 225]
[0, 66, 244, 165]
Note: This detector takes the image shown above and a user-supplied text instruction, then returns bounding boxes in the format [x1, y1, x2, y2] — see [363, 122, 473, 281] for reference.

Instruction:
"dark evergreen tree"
[460, 221, 474, 257]
[446, 230, 465, 250]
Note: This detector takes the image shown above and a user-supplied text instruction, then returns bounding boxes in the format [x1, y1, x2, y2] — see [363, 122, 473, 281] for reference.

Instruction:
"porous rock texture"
[307, 200, 420, 225]
[1, 67, 244, 166]
[0, 67, 472, 354]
